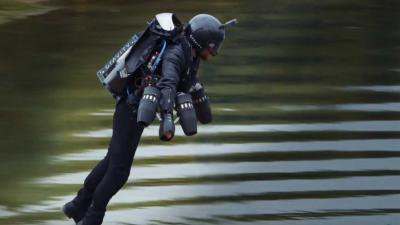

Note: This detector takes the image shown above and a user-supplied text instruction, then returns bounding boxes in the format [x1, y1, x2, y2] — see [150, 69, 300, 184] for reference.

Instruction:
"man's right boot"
[62, 188, 93, 223]
[62, 200, 86, 224]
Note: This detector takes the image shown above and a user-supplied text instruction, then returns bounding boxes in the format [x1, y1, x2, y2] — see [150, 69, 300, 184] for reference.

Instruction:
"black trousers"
[73, 98, 144, 215]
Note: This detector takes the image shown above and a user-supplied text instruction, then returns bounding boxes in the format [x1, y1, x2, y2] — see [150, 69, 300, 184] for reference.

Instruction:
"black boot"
[62, 200, 86, 224]
[77, 204, 105, 225]
[62, 189, 92, 224]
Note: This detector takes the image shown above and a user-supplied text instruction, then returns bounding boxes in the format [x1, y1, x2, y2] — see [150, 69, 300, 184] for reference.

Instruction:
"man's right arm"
[156, 43, 186, 141]
[156, 44, 186, 114]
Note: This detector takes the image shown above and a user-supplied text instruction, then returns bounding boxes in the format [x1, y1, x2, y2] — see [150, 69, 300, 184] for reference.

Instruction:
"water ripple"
[36, 158, 400, 184]
[338, 85, 400, 93]
[278, 102, 400, 112]
[53, 139, 400, 162]
[72, 120, 400, 138]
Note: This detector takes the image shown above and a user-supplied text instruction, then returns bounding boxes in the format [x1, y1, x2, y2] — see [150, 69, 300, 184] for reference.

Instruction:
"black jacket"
[156, 36, 200, 114]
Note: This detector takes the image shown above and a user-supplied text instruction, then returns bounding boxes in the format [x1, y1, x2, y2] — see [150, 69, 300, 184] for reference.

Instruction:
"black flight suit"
[68, 36, 199, 225]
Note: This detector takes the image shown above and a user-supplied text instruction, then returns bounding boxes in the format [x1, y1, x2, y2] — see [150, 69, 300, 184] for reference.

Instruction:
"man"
[62, 13, 234, 225]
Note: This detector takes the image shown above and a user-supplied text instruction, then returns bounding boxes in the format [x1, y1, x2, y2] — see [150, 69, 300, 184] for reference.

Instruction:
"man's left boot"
[77, 204, 105, 225]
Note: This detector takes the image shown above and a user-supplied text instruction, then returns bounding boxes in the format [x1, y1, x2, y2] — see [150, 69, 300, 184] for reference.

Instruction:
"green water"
[0, 0, 400, 224]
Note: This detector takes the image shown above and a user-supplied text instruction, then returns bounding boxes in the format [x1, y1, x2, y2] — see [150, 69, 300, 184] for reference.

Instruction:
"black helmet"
[186, 14, 226, 56]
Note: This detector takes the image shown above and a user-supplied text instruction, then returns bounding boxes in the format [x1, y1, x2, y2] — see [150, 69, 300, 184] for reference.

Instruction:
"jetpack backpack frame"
[96, 13, 184, 98]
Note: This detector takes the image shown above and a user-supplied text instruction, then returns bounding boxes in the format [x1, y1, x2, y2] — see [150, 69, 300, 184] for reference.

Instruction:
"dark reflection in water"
[0, 0, 400, 224]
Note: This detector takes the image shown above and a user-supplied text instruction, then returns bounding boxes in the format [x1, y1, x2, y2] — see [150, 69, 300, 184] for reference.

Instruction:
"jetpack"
[96, 13, 184, 97]
[95, 13, 221, 141]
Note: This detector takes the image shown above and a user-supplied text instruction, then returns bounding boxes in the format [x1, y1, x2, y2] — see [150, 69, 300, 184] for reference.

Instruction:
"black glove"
[159, 112, 175, 141]
[158, 87, 176, 141]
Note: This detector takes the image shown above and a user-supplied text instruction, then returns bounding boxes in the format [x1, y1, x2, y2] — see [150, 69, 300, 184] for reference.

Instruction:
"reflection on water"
[36, 159, 400, 185]
[0, 0, 400, 224]
[338, 85, 400, 93]
[74, 120, 400, 138]
[278, 102, 400, 112]
[0, 206, 17, 217]
[51, 139, 400, 163]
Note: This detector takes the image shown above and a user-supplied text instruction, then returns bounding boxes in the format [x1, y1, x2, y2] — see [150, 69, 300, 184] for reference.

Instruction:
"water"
[0, 0, 400, 224]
